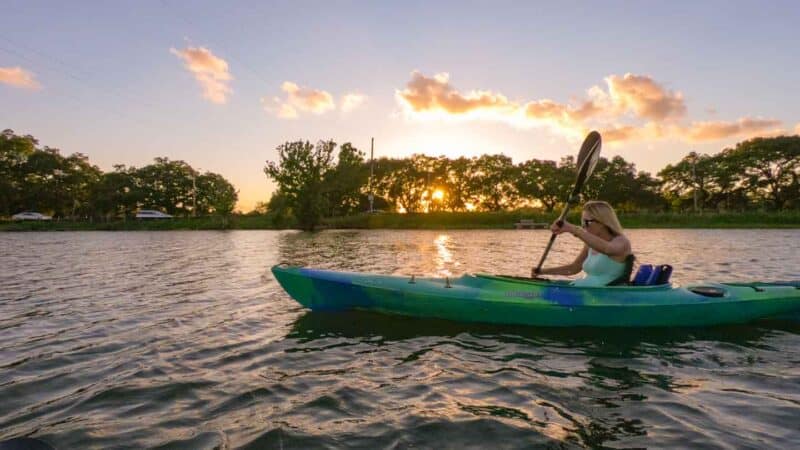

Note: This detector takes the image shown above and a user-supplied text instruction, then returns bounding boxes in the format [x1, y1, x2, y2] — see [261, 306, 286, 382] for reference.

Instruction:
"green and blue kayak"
[271, 265, 800, 327]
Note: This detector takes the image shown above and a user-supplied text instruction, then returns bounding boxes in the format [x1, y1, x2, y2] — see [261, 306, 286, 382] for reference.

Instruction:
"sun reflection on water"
[434, 234, 456, 276]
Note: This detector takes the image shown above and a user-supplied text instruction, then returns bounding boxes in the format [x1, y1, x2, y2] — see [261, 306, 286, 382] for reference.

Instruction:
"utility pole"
[368, 137, 374, 213]
[192, 168, 199, 217]
[691, 153, 698, 213]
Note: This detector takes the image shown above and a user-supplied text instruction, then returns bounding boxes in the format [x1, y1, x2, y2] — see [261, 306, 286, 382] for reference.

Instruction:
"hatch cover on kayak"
[689, 286, 726, 297]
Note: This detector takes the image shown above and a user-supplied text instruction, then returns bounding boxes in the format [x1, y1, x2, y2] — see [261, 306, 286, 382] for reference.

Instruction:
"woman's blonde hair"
[583, 200, 624, 236]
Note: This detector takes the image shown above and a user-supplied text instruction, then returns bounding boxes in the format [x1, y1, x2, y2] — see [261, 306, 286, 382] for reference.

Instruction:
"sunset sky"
[2, 1, 799, 211]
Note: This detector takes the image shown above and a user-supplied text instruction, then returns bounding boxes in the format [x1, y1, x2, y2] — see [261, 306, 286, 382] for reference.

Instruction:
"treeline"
[264, 136, 800, 230]
[1, 129, 237, 219]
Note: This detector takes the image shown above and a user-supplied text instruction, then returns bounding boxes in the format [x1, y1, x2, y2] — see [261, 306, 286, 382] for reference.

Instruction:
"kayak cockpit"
[473, 273, 674, 290]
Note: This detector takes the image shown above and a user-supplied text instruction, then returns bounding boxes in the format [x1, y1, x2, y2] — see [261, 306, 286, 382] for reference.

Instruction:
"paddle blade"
[574, 130, 602, 190]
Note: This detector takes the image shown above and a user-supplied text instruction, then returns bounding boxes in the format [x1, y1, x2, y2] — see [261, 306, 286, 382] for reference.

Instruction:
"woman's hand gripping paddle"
[533, 131, 602, 277]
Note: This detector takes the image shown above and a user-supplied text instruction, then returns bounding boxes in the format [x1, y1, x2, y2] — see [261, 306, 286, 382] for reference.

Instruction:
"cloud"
[170, 46, 232, 104]
[681, 118, 783, 142]
[0, 66, 40, 89]
[394, 70, 782, 144]
[396, 71, 518, 116]
[795, 123, 800, 135]
[521, 98, 605, 136]
[601, 125, 639, 143]
[604, 73, 686, 121]
[340, 93, 367, 112]
[601, 124, 662, 143]
[601, 119, 782, 144]
[395, 71, 683, 123]
[265, 81, 336, 119]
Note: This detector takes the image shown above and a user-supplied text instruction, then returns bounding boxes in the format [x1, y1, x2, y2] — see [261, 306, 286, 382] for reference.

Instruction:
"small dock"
[514, 219, 547, 230]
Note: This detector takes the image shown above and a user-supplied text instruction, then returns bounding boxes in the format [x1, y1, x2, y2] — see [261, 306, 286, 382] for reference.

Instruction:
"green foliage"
[4, 129, 799, 228]
[659, 136, 800, 211]
[90, 166, 139, 219]
[0, 129, 37, 216]
[321, 210, 800, 230]
[264, 190, 295, 228]
[727, 136, 800, 209]
[264, 135, 800, 225]
[323, 142, 368, 216]
[516, 159, 571, 212]
[0, 130, 237, 220]
[583, 156, 665, 212]
[442, 156, 477, 211]
[264, 140, 336, 230]
[197, 172, 238, 216]
[472, 154, 518, 211]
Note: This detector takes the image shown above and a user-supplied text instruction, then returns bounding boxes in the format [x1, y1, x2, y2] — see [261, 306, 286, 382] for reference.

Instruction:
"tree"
[370, 156, 427, 213]
[60, 152, 102, 218]
[265, 140, 335, 230]
[658, 152, 713, 212]
[703, 152, 749, 211]
[725, 136, 800, 209]
[323, 142, 368, 216]
[91, 166, 139, 220]
[264, 190, 294, 227]
[20, 147, 65, 215]
[197, 172, 238, 215]
[516, 159, 572, 212]
[1, 130, 240, 220]
[584, 156, 664, 211]
[135, 158, 194, 216]
[442, 157, 478, 211]
[0, 129, 37, 216]
[471, 154, 518, 211]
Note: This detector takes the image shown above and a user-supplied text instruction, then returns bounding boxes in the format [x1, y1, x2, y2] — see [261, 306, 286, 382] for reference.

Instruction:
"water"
[1, 229, 799, 449]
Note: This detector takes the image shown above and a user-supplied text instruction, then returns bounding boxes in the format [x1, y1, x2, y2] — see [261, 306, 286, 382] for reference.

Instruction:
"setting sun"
[432, 189, 445, 201]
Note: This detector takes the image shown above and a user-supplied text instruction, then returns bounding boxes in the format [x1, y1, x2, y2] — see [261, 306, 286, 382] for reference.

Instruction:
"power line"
[0, 42, 157, 130]
[159, 0, 276, 91]
[0, 35, 95, 80]
[0, 34, 162, 116]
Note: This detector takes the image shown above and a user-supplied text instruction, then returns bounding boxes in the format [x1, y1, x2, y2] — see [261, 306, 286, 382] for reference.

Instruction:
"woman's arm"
[533, 245, 588, 276]
[557, 222, 630, 257]
[574, 229, 629, 257]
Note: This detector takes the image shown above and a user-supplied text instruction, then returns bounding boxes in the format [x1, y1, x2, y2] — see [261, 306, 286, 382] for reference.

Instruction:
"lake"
[1, 230, 799, 448]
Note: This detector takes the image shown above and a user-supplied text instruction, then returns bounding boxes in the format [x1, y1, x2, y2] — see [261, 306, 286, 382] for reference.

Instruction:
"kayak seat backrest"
[632, 264, 673, 286]
[632, 264, 653, 285]
[656, 265, 673, 284]
[608, 254, 636, 286]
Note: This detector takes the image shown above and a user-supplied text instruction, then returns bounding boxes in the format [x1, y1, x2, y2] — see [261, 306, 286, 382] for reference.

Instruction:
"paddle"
[533, 131, 602, 276]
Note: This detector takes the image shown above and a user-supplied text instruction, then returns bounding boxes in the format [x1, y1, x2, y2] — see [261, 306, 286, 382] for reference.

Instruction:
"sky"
[2, 0, 799, 212]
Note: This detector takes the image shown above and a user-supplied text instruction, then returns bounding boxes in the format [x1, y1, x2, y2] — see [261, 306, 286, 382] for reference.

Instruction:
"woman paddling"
[533, 200, 633, 286]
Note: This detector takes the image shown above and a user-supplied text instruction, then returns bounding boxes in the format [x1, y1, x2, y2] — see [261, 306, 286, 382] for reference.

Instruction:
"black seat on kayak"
[632, 263, 673, 286]
[608, 254, 635, 286]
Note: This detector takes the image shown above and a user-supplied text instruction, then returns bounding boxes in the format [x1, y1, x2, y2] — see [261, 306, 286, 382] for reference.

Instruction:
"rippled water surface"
[1, 229, 799, 449]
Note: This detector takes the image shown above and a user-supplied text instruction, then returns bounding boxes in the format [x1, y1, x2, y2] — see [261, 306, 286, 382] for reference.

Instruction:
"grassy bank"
[2, 211, 799, 231]
[0, 215, 280, 231]
[325, 211, 800, 229]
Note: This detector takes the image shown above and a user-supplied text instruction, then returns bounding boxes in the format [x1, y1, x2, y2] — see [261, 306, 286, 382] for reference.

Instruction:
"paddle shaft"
[534, 193, 578, 273]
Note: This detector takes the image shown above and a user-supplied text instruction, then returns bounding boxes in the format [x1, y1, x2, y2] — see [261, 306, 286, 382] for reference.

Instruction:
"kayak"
[271, 265, 800, 327]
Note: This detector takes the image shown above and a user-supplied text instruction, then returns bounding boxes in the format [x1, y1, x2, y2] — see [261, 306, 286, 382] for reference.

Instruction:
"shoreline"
[2, 211, 799, 231]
